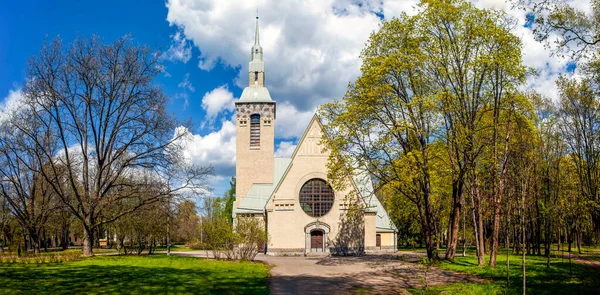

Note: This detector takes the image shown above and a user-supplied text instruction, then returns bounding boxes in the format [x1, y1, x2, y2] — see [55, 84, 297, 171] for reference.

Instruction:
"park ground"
[0, 247, 599, 294]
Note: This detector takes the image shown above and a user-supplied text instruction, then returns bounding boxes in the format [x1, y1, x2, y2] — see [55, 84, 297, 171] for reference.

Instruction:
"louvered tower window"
[250, 114, 260, 148]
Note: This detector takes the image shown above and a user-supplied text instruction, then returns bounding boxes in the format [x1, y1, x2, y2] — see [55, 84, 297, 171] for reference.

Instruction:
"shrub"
[185, 241, 209, 250]
[0, 250, 81, 264]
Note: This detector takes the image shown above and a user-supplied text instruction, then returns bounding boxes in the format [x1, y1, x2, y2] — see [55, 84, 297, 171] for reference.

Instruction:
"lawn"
[0, 255, 269, 294]
[406, 249, 600, 295]
[153, 245, 197, 252]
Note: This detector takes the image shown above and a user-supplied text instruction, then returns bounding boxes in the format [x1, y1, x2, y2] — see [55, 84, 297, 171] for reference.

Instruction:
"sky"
[0, 0, 585, 197]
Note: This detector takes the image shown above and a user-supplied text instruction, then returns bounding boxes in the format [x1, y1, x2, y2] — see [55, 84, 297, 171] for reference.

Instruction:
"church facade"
[234, 17, 397, 255]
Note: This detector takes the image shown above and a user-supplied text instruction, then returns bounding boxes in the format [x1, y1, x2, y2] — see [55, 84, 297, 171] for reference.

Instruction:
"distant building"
[234, 16, 397, 255]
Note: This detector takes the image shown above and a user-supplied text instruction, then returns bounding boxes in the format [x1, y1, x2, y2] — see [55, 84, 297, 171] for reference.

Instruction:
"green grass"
[407, 249, 600, 295]
[0, 255, 269, 294]
[153, 245, 196, 252]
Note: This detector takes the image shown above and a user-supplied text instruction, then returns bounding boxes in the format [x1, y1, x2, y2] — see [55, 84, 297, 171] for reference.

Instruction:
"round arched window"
[299, 179, 334, 217]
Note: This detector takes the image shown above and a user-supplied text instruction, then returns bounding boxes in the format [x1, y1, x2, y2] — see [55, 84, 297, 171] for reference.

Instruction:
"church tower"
[235, 16, 276, 208]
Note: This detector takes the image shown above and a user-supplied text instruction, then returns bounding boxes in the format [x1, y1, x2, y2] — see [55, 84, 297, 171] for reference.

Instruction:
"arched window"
[299, 179, 334, 217]
[254, 71, 259, 83]
[250, 114, 260, 148]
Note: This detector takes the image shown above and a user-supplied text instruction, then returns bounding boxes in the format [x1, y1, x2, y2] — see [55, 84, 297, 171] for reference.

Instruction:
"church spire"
[248, 15, 265, 87]
[251, 16, 263, 63]
[254, 14, 260, 46]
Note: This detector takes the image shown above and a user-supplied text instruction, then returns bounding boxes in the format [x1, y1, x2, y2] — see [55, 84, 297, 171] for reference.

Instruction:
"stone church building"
[234, 17, 397, 255]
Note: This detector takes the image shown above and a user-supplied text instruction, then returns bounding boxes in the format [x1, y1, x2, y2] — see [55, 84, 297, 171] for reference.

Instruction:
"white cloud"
[382, 0, 420, 17]
[0, 88, 25, 123]
[163, 31, 192, 63]
[178, 73, 195, 92]
[201, 85, 235, 120]
[166, 0, 381, 111]
[275, 141, 296, 158]
[177, 121, 236, 176]
[275, 103, 315, 139]
[170, 0, 583, 186]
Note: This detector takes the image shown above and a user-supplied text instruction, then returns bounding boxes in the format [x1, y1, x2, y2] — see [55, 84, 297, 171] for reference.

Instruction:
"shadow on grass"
[427, 253, 600, 295]
[0, 255, 268, 295]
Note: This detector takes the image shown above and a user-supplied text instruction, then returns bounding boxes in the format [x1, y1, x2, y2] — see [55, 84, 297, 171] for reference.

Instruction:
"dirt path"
[558, 251, 600, 272]
[258, 253, 486, 295]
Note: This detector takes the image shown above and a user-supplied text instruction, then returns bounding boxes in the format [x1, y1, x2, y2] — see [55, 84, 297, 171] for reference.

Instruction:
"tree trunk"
[43, 228, 48, 252]
[445, 180, 463, 260]
[418, 204, 439, 261]
[575, 223, 582, 254]
[29, 230, 40, 254]
[490, 126, 510, 268]
[83, 224, 94, 256]
[471, 199, 485, 266]
[462, 210, 467, 257]
[567, 225, 572, 253]
[557, 226, 561, 253]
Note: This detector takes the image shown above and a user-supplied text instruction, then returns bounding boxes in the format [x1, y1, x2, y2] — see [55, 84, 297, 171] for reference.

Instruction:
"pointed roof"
[250, 16, 263, 63]
[238, 16, 272, 104]
[264, 114, 398, 232]
[254, 16, 260, 46]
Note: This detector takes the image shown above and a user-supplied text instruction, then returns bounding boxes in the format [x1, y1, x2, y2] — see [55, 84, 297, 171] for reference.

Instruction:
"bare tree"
[19, 35, 212, 255]
[0, 108, 57, 254]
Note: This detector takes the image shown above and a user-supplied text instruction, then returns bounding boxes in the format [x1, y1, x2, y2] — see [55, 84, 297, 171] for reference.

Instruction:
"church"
[233, 16, 397, 255]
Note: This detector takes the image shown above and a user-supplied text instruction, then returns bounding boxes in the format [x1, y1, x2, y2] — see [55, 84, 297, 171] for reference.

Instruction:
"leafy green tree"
[223, 177, 236, 224]
[174, 200, 201, 243]
[321, 0, 526, 261]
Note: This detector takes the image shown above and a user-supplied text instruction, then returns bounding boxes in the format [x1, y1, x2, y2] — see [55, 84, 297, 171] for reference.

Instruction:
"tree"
[0, 109, 58, 254]
[319, 10, 441, 259]
[202, 197, 235, 259]
[174, 200, 201, 243]
[418, 0, 526, 261]
[20, 35, 212, 255]
[320, 0, 527, 261]
[516, 0, 600, 59]
[557, 75, 600, 240]
[223, 177, 236, 224]
[113, 198, 169, 255]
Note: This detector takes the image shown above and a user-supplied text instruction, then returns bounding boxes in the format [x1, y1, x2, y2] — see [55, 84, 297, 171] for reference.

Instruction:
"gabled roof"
[259, 114, 397, 232]
[354, 172, 397, 232]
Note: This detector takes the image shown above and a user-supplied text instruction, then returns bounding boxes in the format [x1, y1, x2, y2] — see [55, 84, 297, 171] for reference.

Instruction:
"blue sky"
[0, 0, 580, 197]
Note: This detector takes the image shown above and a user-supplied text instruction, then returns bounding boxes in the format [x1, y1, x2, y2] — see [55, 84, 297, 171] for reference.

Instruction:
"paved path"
[164, 250, 485, 294]
[257, 253, 486, 295]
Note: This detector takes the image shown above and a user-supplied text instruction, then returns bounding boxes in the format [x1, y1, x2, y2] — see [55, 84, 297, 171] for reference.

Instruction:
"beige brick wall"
[364, 212, 376, 248]
[379, 232, 395, 247]
[235, 106, 275, 208]
[265, 118, 370, 252]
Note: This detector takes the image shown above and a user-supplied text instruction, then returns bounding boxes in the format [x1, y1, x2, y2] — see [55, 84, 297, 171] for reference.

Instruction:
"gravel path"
[257, 252, 486, 295]
[163, 250, 485, 294]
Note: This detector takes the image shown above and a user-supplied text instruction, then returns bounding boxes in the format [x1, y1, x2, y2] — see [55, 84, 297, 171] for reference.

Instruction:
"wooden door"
[376, 234, 381, 248]
[311, 230, 324, 252]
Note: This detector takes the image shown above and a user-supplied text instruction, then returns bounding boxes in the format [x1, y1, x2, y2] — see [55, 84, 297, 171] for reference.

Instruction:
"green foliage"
[202, 197, 266, 260]
[224, 177, 236, 224]
[0, 255, 269, 294]
[174, 200, 201, 243]
[320, 0, 528, 261]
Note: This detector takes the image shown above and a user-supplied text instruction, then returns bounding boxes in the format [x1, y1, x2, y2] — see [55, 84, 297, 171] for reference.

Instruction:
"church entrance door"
[310, 230, 324, 252]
